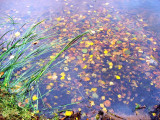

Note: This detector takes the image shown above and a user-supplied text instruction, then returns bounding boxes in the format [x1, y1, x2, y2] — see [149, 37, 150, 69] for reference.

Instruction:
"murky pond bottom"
[1, 0, 160, 119]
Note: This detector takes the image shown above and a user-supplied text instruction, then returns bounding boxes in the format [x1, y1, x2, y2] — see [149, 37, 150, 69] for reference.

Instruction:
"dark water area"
[0, 0, 160, 119]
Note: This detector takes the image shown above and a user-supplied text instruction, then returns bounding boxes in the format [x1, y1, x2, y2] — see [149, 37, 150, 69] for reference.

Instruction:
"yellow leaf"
[48, 75, 52, 79]
[118, 65, 123, 69]
[115, 75, 120, 79]
[102, 107, 107, 112]
[54, 96, 58, 99]
[65, 111, 73, 116]
[89, 55, 93, 58]
[109, 81, 114, 85]
[32, 95, 38, 101]
[78, 108, 81, 111]
[104, 3, 109, 5]
[139, 58, 145, 60]
[63, 28, 67, 32]
[104, 50, 108, 54]
[123, 48, 128, 52]
[46, 85, 51, 90]
[100, 103, 105, 108]
[67, 11, 70, 14]
[49, 83, 54, 86]
[60, 76, 65, 80]
[153, 48, 156, 51]
[60, 72, 65, 76]
[139, 19, 143, 21]
[90, 42, 94, 45]
[56, 17, 61, 21]
[108, 62, 113, 69]
[131, 37, 137, 40]
[99, 28, 103, 31]
[101, 96, 105, 100]
[73, 19, 77, 22]
[67, 91, 70, 94]
[98, 80, 106, 85]
[90, 101, 95, 106]
[91, 88, 97, 92]
[118, 94, 122, 98]
[107, 14, 112, 18]
[50, 56, 55, 59]
[152, 113, 156, 117]
[35, 110, 39, 113]
[83, 65, 87, 69]
[15, 32, 20, 37]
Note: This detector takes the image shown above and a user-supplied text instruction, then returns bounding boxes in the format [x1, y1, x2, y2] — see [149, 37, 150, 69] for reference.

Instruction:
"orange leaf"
[104, 100, 111, 107]
[84, 77, 90, 81]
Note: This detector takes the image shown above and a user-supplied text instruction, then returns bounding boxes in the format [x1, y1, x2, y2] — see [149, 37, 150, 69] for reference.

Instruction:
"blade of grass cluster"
[42, 101, 81, 111]
[3, 68, 13, 87]
[15, 58, 66, 95]
[2, 41, 52, 73]
[36, 32, 87, 80]
[7, 15, 18, 25]
[37, 86, 46, 107]
[0, 30, 14, 40]
[16, 31, 89, 95]
[10, 56, 66, 95]
[1, 22, 58, 85]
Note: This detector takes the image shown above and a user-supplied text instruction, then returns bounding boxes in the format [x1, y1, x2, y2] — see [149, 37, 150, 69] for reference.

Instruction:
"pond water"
[1, 0, 160, 119]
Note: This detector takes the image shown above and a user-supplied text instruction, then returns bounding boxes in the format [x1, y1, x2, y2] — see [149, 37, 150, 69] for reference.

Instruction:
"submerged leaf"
[82, 49, 88, 53]
[32, 95, 38, 101]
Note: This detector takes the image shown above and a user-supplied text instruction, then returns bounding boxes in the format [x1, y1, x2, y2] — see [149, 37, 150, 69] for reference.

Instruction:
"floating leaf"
[60, 76, 65, 80]
[15, 32, 20, 37]
[135, 104, 140, 109]
[101, 96, 105, 100]
[139, 58, 145, 60]
[56, 17, 61, 21]
[60, 72, 65, 76]
[98, 80, 106, 85]
[115, 27, 119, 31]
[82, 49, 88, 53]
[152, 113, 156, 117]
[118, 65, 123, 69]
[104, 2, 109, 6]
[104, 50, 108, 54]
[115, 75, 120, 79]
[0, 72, 4, 77]
[84, 77, 90, 81]
[83, 65, 87, 69]
[109, 82, 114, 85]
[108, 62, 113, 69]
[92, 92, 99, 99]
[32, 95, 38, 101]
[106, 14, 112, 18]
[91, 88, 97, 92]
[90, 101, 95, 106]
[124, 50, 131, 55]
[49, 83, 54, 86]
[46, 85, 52, 90]
[117, 41, 122, 44]
[52, 73, 58, 80]
[118, 94, 122, 98]
[104, 100, 111, 107]
[100, 103, 105, 108]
